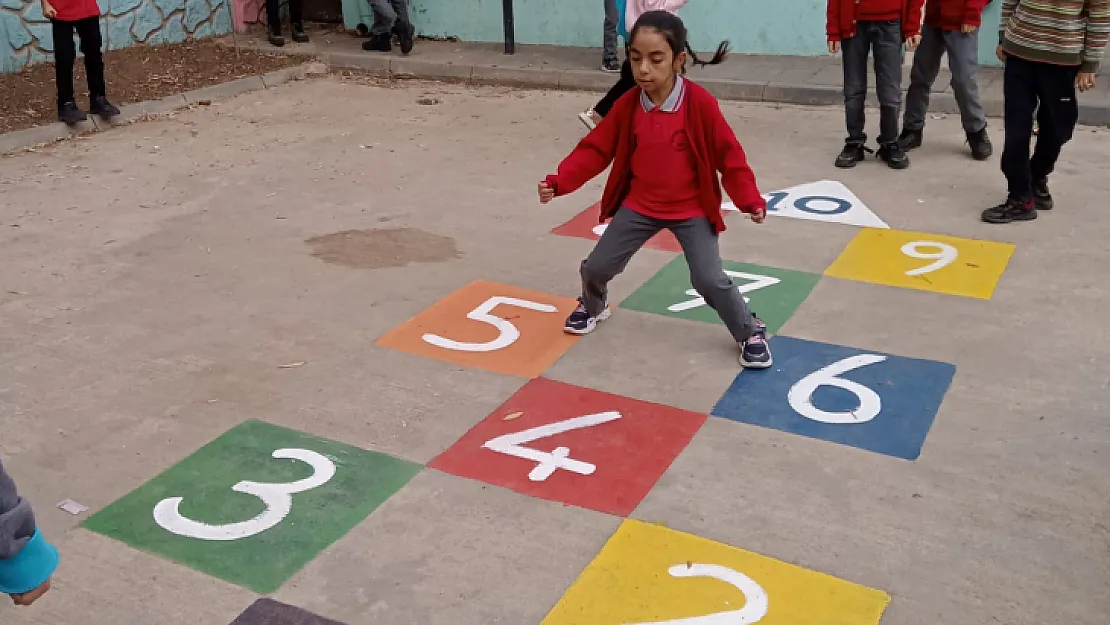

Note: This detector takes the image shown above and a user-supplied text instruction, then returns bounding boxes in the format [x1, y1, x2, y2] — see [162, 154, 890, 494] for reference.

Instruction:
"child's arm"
[826, 0, 842, 52]
[542, 106, 622, 199]
[0, 460, 55, 605]
[906, 0, 926, 39]
[40, 0, 56, 18]
[1081, 0, 1110, 74]
[963, 0, 991, 29]
[707, 99, 766, 222]
[999, 0, 1019, 43]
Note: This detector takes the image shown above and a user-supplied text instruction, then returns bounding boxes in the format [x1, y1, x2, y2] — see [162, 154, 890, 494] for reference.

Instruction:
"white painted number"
[422, 296, 558, 353]
[627, 563, 769, 625]
[153, 448, 336, 541]
[787, 354, 887, 424]
[902, 241, 958, 276]
[482, 412, 621, 481]
[669, 271, 781, 312]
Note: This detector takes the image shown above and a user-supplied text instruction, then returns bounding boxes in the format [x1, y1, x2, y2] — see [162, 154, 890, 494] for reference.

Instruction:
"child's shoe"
[834, 141, 867, 168]
[90, 95, 120, 119]
[1033, 178, 1053, 210]
[967, 128, 993, 161]
[291, 22, 309, 43]
[897, 128, 923, 151]
[601, 58, 620, 72]
[877, 141, 910, 169]
[563, 299, 611, 335]
[268, 26, 285, 47]
[394, 21, 415, 55]
[981, 196, 1036, 223]
[739, 314, 772, 369]
[58, 101, 87, 125]
[362, 33, 391, 52]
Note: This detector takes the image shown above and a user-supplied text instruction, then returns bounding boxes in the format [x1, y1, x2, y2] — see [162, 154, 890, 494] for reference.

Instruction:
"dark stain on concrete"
[230, 598, 346, 625]
[306, 227, 460, 269]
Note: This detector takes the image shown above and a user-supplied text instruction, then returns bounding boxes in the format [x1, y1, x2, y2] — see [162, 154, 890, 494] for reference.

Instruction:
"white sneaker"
[577, 110, 598, 131]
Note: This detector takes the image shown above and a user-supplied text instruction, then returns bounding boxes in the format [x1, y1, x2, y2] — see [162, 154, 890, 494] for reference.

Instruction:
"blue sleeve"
[616, 0, 629, 39]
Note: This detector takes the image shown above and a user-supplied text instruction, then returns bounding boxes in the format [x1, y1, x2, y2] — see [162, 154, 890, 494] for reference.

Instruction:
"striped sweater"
[1000, 0, 1110, 72]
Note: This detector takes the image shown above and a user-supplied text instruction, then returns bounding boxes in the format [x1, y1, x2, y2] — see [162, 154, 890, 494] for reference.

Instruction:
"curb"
[323, 52, 1110, 127]
[0, 61, 329, 156]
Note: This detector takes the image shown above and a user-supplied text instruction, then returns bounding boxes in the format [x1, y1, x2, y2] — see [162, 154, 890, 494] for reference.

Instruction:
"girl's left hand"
[750, 207, 766, 224]
[906, 35, 922, 51]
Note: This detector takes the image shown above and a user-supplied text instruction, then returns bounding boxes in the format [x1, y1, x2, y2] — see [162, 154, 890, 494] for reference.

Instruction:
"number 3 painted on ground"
[422, 296, 558, 352]
[153, 448, 336, 541]
[787, 354, 887, 424]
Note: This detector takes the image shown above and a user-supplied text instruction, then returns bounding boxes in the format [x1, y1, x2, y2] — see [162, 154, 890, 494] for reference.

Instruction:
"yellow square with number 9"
[824, 228, 1016, 299]
[541, 519, 890, 625]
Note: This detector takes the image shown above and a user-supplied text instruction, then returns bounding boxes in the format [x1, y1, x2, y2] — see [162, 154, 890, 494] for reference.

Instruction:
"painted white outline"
[153, 448, 336, 541]
[482, 411, 622, 481]
[787, 354, 887, 424]
[626, 563, 770, 624]
[901, 241, 959, 276]
[668, 271, 781, 312]
[422, 296, 558, 353]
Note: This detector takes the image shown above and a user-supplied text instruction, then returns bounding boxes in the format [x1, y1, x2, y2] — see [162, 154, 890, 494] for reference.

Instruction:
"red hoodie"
[924, 0, 990, 30]
[544, 80, 764, 234]
[49, 0, 101, 22]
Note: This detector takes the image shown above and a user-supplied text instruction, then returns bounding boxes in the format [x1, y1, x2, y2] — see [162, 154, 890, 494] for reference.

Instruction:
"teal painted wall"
[344, 0, 1004, 67]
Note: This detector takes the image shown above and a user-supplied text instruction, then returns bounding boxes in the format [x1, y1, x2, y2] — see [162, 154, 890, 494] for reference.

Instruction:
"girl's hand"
[996, 45, 1006, 62]
[828, 40, 840, 55]
[961, 24, 977, 34]
[11, 578, 51, 606]
[538, 181, 555, 204]
[1077, 72, 1097, 92]
[41, 0, 56, 18]
[750, 207, 766, 224]
[906, 35, 922, 51]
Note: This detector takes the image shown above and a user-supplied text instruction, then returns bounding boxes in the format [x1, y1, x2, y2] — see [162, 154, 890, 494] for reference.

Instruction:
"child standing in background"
[828, 0, 925, 169]
[0, 459, 57, 607]
[545, 11, 774, 369]
[41, 0, 120, 125]
[603, 0, 623, 72]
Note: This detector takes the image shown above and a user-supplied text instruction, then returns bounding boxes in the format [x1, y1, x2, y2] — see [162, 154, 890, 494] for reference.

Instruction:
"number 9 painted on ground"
[902, 241, 958, 276]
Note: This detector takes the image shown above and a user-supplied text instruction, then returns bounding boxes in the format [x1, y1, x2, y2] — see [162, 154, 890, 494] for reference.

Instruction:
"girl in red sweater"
[538, 11, 773, 369]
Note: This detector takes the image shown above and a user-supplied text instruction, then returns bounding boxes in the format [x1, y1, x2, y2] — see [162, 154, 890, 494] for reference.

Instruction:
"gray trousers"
[904, 24, 987, 133]
[603, 0, 619, 63]
[841, 20, 904, 145]
[581, 207, 755, 343]
[369, 0, 409, 35]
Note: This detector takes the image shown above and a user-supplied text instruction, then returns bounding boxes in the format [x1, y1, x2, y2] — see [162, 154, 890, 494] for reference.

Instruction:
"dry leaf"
[503, 411, 523, 421]
[279, 361, 307, 369]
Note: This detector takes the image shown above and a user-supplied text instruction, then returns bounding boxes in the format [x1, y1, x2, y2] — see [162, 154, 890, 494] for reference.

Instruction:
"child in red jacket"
[828, 0, 925, 169]
[41, 0, 119, 125]
[538, 10, 773, 369]
[899, 0, 993, 160]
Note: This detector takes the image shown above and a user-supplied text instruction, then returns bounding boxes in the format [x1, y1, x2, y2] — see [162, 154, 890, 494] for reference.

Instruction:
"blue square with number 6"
[712, 336, 956, 460]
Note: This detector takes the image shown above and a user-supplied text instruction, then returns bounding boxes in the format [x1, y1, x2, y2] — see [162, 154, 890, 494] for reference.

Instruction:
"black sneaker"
[394, 21, 414, 55]
[58, 101, 87, 125]
[967, 127, 993, 161]
[89, 95, 120, 119]
[739, 315, 772, 369]
[897, 128, 923, 151]
[601, 58, 620, 72]
[362, 33, 391, 52]
[291, 22, 309, 43]
[1033, 178, 1053, 210]
[834, 141, 867, 168]
[268, 28, 285, 47]
[563, 299, 611, 335]
[982, 197, 1036, 224]
[877, 142, 910, 169]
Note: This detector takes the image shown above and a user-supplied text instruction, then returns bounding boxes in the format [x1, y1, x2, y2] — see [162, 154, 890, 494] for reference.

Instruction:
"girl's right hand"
[538, 181, 555, 204]
[750, 206, 766, 224]
[41, 1, 56, 18]
[828, 40, 840, 54]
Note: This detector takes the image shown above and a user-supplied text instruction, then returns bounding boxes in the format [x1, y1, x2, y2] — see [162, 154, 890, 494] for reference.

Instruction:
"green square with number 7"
[620, 258, 821, 335]
[81, 420, 421, 593]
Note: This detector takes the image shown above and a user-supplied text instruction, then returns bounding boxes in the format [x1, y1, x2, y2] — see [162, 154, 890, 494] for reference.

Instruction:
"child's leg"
[1028, 63, 1079, 186]
[579, 208, 660, 316]
[265, 0, 282, 34]
[870, 20, 903, 146]
[668, 217, 754, 344]
[368, 0, 397, 35]
[593, 57, 635, 117]
[602, 0, 619, 67]
[75, 17, 106, 102]
[1000, 56, 1039, 201]
[50, 19, 77, 108]
[943, 28, 987, 134]
[903, 24, 945, 134]
[840, 31, 870, 144]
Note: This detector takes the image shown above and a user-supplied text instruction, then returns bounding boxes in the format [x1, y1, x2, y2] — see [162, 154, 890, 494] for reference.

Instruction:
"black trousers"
[266, 0, 303, 32]
[594, 56, 635, 117]
[1001, 55, 1079, 201]
[52, 16, 105, 108]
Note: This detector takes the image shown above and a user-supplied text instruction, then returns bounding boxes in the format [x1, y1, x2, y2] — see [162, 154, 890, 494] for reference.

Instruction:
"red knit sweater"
[827, 0, 925, 41]
[544, 80, 765, 234]
[49, 0, 101, 23]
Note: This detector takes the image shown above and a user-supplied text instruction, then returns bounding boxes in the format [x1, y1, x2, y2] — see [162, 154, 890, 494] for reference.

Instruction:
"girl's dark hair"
[630, 10, 730, 73]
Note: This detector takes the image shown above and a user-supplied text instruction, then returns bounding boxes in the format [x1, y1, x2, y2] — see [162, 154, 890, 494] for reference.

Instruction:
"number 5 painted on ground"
[422, 296, 559, 352]
[669, 271, 781, 312]
[787, 354, 887, 424]
[483, 412, 622, 481]
[153, 448, 336, 541]
[626, 563, 769, 624]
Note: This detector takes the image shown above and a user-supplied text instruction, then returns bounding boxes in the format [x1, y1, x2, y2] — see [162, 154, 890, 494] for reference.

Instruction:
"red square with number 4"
[429, 377, 707, 516]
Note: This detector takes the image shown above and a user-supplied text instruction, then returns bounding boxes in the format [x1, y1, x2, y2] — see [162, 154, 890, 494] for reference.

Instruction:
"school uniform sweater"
[1000, 0, 1110, 72]
[47, 0, 101, 23]
[544, 79, 765, 234]
[827, 0, 926, 40]
[925, 0, 991, 30]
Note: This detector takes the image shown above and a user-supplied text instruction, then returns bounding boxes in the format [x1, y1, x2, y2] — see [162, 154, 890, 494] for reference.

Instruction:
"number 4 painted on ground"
[668, 271, 781, 312]
[482, 412, 622, 481]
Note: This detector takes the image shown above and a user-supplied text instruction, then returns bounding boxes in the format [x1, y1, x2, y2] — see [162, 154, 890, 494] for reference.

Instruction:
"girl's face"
[629, 28, 686, 96]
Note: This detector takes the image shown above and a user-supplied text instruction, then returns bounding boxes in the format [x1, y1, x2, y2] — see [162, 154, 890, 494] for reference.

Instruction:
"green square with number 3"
[620, 258, 821, 335]
[82, 420, 421, 593]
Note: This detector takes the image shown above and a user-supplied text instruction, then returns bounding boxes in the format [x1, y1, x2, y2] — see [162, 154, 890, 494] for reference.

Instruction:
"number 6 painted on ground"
[787, 354, 887, 424]
[422, 296, 558, 353]
[153, 448, 336, 541]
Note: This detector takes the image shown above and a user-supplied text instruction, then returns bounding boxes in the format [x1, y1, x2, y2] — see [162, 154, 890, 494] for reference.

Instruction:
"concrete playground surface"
[0, 76, 1107, 625]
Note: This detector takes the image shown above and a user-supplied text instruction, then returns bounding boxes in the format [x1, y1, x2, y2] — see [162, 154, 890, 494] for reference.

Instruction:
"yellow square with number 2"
[540, 519, 890, 625]
[824, 228, 1016, 299]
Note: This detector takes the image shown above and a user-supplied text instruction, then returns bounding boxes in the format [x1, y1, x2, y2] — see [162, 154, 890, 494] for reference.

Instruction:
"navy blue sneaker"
[739, 315, 772, 369]
[563, 299, 611, 335]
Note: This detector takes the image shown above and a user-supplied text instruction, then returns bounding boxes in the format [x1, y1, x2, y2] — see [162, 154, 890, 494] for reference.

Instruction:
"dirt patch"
[306, 228, 461, 269]
[0, 38, 308, 134]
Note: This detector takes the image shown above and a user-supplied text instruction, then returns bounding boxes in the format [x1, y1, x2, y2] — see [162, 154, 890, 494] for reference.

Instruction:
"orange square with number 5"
[376, 280, 583, 378]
